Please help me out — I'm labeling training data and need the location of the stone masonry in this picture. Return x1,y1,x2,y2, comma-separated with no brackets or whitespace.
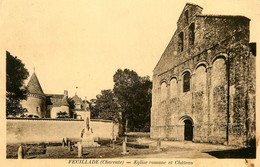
151,3,256,147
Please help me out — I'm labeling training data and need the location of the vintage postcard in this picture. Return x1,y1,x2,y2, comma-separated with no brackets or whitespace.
0,0,259,166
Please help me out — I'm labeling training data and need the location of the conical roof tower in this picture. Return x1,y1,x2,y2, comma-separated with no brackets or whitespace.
22,72,46,118
27,72,45,95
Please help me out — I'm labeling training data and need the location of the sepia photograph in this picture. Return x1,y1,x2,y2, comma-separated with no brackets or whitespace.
0,0,259,166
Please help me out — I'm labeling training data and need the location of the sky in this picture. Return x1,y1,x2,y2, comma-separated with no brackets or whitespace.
0,0,259,100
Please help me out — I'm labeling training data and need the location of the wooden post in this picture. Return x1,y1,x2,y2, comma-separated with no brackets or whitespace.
78,142,83,157
68,140,71,151
122,141,127,154
112,140,115,150
43,144,47,154
157,138,161,151
62,138,65,147
125,119,128,135
65,137,68,146
18,145,24,159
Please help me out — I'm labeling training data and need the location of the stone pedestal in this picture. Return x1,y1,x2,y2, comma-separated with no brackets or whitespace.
76,129,100,148
75,117,100,148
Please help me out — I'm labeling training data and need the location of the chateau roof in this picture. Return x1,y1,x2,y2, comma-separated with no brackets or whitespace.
71,94,83,104
71,94,90,110
27,72,45,95
61,96,69,106
46,94,69,106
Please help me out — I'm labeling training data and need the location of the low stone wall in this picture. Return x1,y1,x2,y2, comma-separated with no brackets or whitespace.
6,118,119,144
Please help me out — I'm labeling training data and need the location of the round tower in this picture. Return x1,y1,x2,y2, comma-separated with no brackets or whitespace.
22,72,46,118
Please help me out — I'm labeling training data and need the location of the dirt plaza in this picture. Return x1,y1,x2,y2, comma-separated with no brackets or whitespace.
6,133,255,159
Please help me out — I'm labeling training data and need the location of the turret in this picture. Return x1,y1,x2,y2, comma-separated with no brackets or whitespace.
22,72,46,117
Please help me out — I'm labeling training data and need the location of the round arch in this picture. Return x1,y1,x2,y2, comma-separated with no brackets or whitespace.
211,53,228,65
194,61,209,72
178,115,194,141
178,115,194,125
180,69,192,93
160,79,168,86
179,68,193,80
169,74,178,82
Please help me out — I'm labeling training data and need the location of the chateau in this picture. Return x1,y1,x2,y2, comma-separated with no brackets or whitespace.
8,72,119,144
151,3,256,147
22,72,90,119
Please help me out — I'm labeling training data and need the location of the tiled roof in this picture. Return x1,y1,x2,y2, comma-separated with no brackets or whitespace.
46,94,69,106
197,14,250,20
71,94,83,104
27,73,45,95
61,96,69,106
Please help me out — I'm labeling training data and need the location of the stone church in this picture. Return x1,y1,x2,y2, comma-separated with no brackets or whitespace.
22,72,90,119
151,3,256,147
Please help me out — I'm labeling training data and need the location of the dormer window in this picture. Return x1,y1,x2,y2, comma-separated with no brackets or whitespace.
185,10,189,24
189,23,195,45
178,32,184,52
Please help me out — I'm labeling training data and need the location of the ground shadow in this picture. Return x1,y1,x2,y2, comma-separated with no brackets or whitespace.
205,147,256,158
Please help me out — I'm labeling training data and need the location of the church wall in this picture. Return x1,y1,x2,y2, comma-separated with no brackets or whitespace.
151,4,255,147
6,118,119,144
193,65,208,143
208,57,227,144
247,52,256,146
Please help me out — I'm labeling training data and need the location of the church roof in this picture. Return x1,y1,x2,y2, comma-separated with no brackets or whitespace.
27,72,45,95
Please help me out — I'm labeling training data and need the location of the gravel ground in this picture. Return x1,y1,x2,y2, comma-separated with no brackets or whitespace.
6,135,255,159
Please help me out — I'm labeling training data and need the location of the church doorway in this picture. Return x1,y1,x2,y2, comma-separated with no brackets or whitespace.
184,119,193,141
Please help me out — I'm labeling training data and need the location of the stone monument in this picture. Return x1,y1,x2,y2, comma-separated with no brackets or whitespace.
76,117,100,148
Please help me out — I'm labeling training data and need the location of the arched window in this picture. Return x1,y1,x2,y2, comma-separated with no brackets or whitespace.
212,58,226,86
195,65,206,92
160,82,167,101
183,72,191,92
170,78,177,98
189,23,195,45
178,32,184,52
185,10,189,25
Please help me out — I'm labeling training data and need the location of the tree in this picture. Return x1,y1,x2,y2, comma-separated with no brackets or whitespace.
6,51,29,116
89,89,122,123
113,69,152,132
67,97,76,118
132,76,152,131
